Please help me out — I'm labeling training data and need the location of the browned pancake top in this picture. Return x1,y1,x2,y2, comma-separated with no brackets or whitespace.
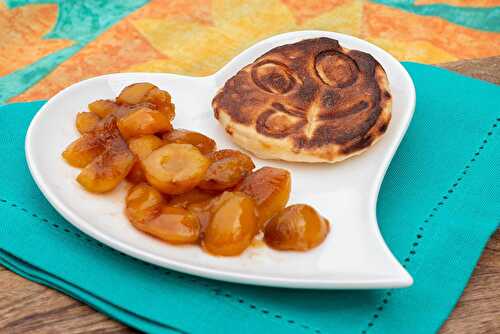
213,38,391,154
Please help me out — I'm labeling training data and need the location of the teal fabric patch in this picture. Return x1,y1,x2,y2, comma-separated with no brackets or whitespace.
373,0,500,32
0,63,498,334
0,0,148,104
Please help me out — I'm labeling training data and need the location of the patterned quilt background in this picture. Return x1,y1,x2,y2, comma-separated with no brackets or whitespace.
1,0,499,104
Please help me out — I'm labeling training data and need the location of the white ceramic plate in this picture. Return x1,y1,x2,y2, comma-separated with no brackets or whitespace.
26,31,415,289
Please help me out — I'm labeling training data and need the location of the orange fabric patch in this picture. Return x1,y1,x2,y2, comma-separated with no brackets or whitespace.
11,0,215,102
128,0,212,24
11,20,167,102
363,2,500,61
0,4,72,77
281,0,349,24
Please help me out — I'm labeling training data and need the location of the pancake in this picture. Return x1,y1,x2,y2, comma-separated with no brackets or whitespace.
212,37,392,163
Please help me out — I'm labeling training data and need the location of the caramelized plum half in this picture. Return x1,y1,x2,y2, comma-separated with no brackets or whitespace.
198,149,255,191
126,135,164,183
77,133,136,193
88,99,119,118
117,106,172,139
126,183,164,224
264,204,330,251
116,83,156,105
128,135,164,159
133,206,200,244
202,192,257,256
236,167,291,227
62,133,104,168
62,116,119,168
169,188,217,208
76,112,100,134
116,83,174,120
143,143,210,194
163,129,216,155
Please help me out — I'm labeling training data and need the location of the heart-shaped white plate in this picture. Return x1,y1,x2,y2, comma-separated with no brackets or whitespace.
26,31,415,289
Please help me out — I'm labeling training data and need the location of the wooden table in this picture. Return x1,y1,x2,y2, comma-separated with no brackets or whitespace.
1,58,499,333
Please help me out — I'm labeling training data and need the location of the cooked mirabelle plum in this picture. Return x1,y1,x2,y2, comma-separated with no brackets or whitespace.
202,192,257,256
186,200,214,232
169,188,217,208
62,133,104,168
117,105,172,139
235,167,291,228
128,135,164,159
116,83,156,105
116,83,175,119
144,86,171,105
133,206,200,244
264,204,329,251
88,99,119,118
145,88,175,121
198,150,255,191
76,112,100,134
126,135,165,183
163,129,216,155
77,135,136,193
143,143,210,194
126,183,164,224
62,116,120,168
127,164,146,184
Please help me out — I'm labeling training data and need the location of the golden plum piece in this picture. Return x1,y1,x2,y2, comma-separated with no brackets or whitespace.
117,82,175,121
62,116,121,168
235,167,291,228
198,149,255,191
126,135,164,183
88,99,119,118
145,86,172,106
145,88,175,121
126,183,164,225
264,204,330,251
62,133,104,168
127,164,147,184
143,143,210,194
76,112,100,134
186,199,213,233
117,106,172,139
202,192,257,256
134,206,200,244
169,188,217,208
159,101,175,122
116,83,156,105
163,129,216,155
128,135,164,159
77,135,136,193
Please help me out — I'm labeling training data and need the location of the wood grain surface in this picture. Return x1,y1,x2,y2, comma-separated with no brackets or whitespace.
0,57,499,334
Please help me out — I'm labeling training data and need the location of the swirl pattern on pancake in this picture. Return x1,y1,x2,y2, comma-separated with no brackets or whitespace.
212,38,392,163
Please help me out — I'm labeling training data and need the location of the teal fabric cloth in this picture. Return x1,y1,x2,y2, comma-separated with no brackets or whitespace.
0,62,498,334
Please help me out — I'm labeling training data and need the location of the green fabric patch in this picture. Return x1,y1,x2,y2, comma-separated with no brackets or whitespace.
373,0,500,32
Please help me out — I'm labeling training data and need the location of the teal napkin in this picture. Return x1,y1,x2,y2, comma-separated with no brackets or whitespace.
0,63,498,334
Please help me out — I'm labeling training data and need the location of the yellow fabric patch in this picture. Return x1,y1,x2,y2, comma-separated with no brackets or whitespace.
128,0,363,75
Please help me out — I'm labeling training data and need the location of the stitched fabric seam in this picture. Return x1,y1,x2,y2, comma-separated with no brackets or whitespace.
2,117,496,334
360,116,499,333
0,199,320,333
